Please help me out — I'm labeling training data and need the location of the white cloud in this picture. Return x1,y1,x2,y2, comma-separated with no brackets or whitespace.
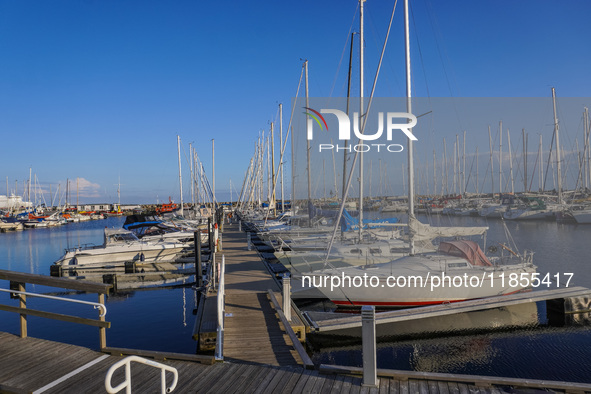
68,178,101,198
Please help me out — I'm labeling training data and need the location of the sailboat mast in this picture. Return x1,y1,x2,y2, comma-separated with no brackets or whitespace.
539,134,543,191
343,32,356,200
28,167,31,208
280,103,285,213
476,146,479,194
552,87,563,204
433,150,436,196
177,135,184,216
212,138,216,208
271,122,276,215
291,125,295,211
586,107,590,189
358,0,365,239
507,129,514,194
462,130,466,195
523,129,528,192
443,138,448,195
305,61,311,206
499,121,502,196
454,134,462,195
404,0,415,254
489,126,493,195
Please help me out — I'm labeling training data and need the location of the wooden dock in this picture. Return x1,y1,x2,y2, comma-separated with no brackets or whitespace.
2,331,591,393
220,223,302,366
8,331,589,393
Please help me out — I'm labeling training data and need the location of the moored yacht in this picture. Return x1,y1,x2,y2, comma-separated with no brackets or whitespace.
54,228,188,267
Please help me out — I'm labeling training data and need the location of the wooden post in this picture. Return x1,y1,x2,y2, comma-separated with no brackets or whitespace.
194,231,203,290
18,283,27,338
361,305,379,388
282,274,291,322
99,293,106,349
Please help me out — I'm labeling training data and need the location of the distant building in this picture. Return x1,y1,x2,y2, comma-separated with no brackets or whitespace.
75,204,112,212
75,203,142,212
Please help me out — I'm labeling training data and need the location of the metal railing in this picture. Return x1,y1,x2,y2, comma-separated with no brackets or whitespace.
0,288,107,317
0,269,112,349
104,355,178,394
215,255,225,361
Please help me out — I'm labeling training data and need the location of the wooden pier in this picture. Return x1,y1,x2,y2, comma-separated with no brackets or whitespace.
203,223,304,366
2,331,591,393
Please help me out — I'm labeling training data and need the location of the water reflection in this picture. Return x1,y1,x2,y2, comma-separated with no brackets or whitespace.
310,302,591,383
0,218,199,354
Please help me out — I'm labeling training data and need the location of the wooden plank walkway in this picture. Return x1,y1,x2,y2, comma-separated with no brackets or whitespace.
0,331,542,393
220,223,302,366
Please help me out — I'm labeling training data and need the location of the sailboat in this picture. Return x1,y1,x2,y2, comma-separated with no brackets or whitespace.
301,0,537,307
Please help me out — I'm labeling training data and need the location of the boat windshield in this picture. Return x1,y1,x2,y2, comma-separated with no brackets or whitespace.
109,233,138,242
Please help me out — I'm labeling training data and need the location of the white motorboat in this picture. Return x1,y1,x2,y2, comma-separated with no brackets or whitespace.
54,228,188,267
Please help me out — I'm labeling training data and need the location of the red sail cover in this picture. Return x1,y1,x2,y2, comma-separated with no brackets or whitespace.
437,240,493,267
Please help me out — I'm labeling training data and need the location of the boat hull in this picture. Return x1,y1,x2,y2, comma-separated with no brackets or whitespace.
56,245,185,266
303,264,537,307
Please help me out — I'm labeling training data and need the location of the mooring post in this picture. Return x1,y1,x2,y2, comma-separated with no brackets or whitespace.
17,283,27,338
361,305,379,388
282,274,291,322
194,231,203,290
238,219,241,232
99,292,107,349
247,231,252,251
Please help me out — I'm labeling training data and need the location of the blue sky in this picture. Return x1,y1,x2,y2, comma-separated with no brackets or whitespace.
1,0,590,204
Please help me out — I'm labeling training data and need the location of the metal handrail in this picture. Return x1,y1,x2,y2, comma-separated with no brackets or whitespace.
0,288,107,317
215,255,225,361
104,355,178,394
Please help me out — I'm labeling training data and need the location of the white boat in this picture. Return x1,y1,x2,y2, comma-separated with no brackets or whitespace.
54,228,187,267
503,197,555,220
0,220,23,231
301,236,536,307
479,195,516,218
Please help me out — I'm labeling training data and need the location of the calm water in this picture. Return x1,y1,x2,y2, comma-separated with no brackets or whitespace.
0,217,198,354
1,215,591,383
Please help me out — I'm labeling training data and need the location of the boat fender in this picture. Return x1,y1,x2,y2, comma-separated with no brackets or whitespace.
140,253,145,262
487,245,498,254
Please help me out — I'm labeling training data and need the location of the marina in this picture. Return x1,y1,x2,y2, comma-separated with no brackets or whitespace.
2,215,591,392
2,0,591,392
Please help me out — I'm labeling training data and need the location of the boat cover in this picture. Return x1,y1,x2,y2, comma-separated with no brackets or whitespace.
409,216,488,248
437,240,493,266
